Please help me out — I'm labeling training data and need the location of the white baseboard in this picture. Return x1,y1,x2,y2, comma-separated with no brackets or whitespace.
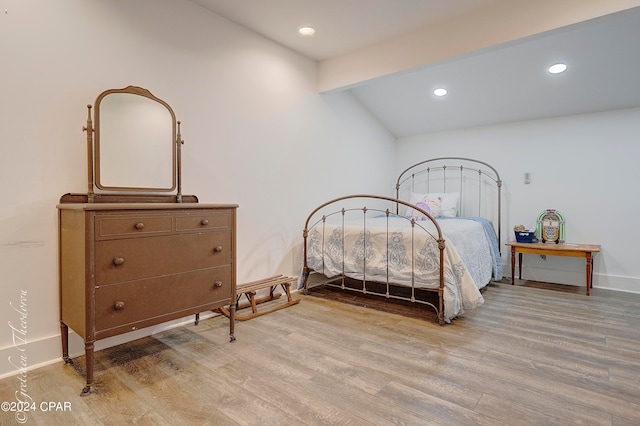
0,311,219,380
591,273,640,294
0,333,63,380
504,265,640,294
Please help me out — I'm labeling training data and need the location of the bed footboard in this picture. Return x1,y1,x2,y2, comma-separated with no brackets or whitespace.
302,194,446,325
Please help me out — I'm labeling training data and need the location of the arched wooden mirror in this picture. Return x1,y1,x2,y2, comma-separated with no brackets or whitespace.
83,85,186,202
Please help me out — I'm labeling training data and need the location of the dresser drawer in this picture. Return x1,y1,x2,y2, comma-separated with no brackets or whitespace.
175,210,232,232
95,231,232,285
96,214,173,240
95,266,232,333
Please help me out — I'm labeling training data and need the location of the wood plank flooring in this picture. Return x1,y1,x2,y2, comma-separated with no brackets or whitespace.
2,280,640,425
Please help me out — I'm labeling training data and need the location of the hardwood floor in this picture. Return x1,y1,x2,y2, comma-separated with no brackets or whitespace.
2,280,640,425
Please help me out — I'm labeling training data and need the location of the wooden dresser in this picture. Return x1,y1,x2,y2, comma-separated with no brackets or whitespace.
60,86,238,395
58,202,237,395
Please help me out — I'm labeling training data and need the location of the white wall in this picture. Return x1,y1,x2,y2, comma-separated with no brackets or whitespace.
396,107,640,293
0,0,395,378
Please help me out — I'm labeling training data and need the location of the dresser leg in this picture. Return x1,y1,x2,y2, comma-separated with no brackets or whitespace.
81,341,95,396
229,303,236,342
60,322,72,364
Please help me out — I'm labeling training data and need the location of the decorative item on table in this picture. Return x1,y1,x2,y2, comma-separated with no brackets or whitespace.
514,225,536,243
536,209,565,244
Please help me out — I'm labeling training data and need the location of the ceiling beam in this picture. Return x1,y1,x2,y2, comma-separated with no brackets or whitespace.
317,0,640,92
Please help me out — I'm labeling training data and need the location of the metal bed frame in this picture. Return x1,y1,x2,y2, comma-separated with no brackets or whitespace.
302,157,502,325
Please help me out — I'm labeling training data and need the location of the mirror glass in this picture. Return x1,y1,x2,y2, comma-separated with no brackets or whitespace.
94,87,176,191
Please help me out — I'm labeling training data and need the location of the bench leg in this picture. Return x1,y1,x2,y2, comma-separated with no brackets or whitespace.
248,291,259,314
282,283,294,302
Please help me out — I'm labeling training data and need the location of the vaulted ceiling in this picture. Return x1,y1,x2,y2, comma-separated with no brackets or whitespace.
191,1,640,137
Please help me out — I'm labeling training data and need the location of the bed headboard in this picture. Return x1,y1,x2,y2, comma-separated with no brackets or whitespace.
395,157,502,245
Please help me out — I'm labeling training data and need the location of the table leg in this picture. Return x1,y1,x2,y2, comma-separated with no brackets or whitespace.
510,248,516,285
586,252,593,296
518,253,523,280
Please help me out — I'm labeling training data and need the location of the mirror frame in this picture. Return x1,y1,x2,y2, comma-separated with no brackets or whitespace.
86,86,183,199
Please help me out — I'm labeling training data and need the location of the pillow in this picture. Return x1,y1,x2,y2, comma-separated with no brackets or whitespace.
410,196,442,220
412,201,430,220
405,192,459,217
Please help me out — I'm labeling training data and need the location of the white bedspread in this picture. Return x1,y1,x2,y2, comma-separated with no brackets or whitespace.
435,218,495,289
306,216,487,322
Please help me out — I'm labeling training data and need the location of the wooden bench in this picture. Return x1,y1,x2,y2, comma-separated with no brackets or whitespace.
217,275,300,321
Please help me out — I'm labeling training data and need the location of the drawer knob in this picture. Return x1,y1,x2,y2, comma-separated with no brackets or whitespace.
201,219,210,226
114,301,125,310
135,222,145,230
214,246,223,253
214,281,223,288
113,257,125,266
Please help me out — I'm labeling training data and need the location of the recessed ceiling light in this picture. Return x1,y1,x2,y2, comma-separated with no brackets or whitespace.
548,63,567,74
298,26,316,36
433,88,448,97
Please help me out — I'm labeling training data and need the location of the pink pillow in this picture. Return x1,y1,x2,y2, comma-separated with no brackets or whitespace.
423,197,442,218
412,197,442,220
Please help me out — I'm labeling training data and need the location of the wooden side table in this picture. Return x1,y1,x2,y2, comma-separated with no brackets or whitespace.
505,241,601,295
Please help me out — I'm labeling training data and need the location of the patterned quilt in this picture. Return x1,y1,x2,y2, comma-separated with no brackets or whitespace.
306,216,492,322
